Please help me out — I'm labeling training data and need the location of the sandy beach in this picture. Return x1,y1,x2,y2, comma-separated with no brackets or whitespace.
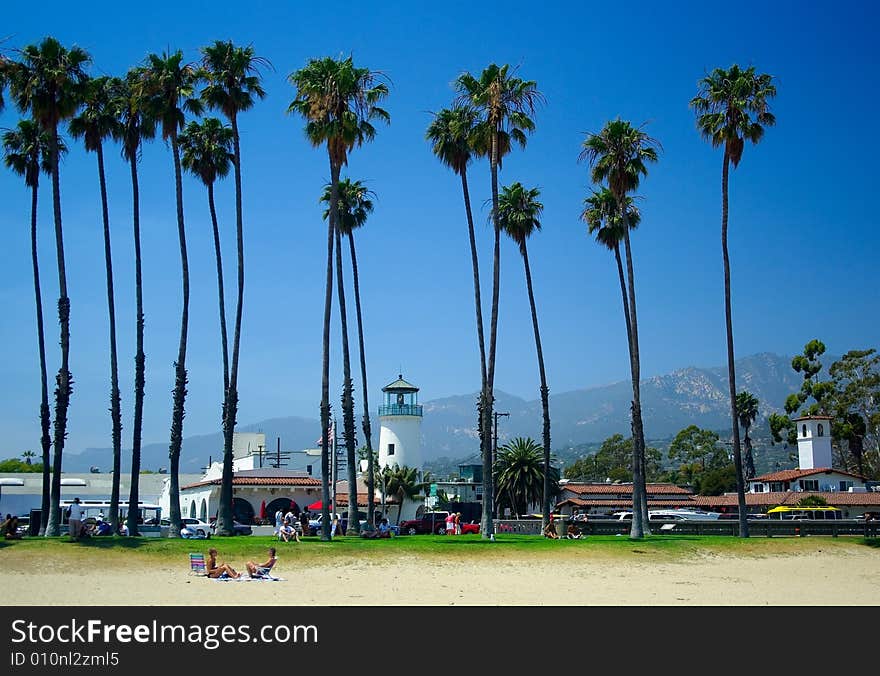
4,540,879,606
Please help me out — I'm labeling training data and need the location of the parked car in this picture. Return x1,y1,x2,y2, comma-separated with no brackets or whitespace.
161,517,213,537
399,512,450,535
209,519,253,536
307,512,340,536
459,521,480,534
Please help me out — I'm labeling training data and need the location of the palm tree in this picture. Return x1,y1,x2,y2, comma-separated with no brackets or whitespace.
21,450,37,465
494,437,558,518
2,119,58,533
381,464,427,525
580,119,660,539
199,41,268,537
454,64,542,538
582,187,641,365
178,117,234,488
287,56,389,540
69,75,124,533
139,50,203,536
497,182,552,529
321,178,377,532
582,188,643,498
426,105,487,434
736,391,760,479
691,64,776,538
113,69,156,537
6,37,91,535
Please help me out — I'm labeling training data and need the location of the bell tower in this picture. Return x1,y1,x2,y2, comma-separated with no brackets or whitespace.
794,415,833,470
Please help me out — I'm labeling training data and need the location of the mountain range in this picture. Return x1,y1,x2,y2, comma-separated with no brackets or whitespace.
65,351,811,473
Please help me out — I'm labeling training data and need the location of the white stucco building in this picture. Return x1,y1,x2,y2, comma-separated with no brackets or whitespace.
160,432,322,523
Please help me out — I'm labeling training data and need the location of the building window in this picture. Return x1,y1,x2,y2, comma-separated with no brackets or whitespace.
753,483,765,493
387,443,395,456
802,424,807,437
839,481,853,491
817,423,824,437
799,479,819,491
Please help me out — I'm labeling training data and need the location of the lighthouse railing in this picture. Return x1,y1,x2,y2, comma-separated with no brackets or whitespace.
378,404,423,417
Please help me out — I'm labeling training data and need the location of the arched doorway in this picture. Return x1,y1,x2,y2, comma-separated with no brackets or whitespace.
199,499,207,521
232,497,255,524
189,501,196,518
266,497,298,521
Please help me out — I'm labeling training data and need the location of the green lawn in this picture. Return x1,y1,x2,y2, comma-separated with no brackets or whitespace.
3,532,877,568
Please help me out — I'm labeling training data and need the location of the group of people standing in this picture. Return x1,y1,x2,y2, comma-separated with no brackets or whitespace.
445,512,463,535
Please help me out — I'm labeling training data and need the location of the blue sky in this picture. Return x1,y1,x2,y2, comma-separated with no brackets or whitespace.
1,1,878,457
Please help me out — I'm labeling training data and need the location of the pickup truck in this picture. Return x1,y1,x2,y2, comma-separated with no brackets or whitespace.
399,512,450,535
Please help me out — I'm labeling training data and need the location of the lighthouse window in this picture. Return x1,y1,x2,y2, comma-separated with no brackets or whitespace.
387,443,395,456
396,393,405,406
802,424,807,438
817,424,824,437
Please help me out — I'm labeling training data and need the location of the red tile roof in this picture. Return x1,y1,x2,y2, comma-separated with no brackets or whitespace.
752,467,865,482
556,498,697,509
560,482,692,495
335,493,378,507
560,489,880,511
692,491,880,508
182,476,321,490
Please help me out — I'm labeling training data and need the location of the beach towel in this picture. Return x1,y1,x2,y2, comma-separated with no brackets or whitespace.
211,573,285,582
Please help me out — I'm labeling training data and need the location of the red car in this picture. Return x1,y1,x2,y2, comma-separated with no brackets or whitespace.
459,521,480,535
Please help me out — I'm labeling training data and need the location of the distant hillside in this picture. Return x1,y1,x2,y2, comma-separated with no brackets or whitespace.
421,352,811,459
65,352,815,472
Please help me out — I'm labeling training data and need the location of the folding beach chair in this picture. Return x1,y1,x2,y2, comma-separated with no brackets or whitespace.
189,552,207,576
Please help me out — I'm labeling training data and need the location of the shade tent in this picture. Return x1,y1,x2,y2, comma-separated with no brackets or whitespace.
307,500,323,511
259,500,267,520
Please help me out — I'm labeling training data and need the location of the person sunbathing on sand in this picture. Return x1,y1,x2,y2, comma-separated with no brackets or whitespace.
207,548,240,579
245,547,278,577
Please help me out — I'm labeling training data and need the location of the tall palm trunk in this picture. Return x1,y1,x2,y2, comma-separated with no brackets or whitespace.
613,243,647,527
207,182,230,394
461,168,489,528
219,114,244,536
520,243,551,525
721,150,749,537
335,226,359,534
480,130,500,539
621,222,647,539
127,155,145,537
30,177,52,535
460,169,487,389
347,232,374,525
212,176,233,536
167,134,190,536
96,142,123,532
743,422,755,479
46,123,72,537
319,160,340,541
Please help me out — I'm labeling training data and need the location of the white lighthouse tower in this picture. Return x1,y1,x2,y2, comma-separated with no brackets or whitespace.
793,415,833,470
377,374,423,471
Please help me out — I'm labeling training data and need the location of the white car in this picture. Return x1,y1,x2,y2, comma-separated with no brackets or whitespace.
161,517,211,538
